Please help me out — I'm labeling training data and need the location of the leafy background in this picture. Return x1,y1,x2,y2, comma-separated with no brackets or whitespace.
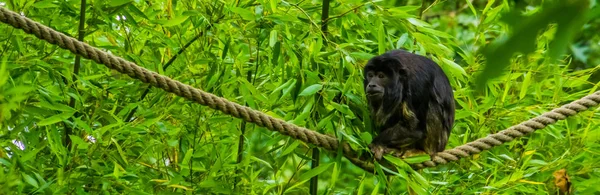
0,0,599,194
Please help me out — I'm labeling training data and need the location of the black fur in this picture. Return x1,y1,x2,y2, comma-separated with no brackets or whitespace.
364,50,455,157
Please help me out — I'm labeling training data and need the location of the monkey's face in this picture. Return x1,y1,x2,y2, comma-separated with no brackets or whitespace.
365,70,390,99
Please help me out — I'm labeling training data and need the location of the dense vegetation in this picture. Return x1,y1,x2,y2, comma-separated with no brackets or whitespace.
1,0,599,194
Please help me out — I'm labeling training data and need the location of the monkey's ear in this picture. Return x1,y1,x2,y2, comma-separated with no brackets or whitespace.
397,63,408,77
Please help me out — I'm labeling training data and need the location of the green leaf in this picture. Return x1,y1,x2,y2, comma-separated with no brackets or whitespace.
69,135,89,149
298,84,322,97
377,21,385,54
383,155,412,172
269,30,278,47
465,0,478,16
22,173,39,188
406,18,431,27
330,102,355,118
231,7,256,21
281,140,300,156
359,132,372,143
163,16,190,27
298,162,333,181
181,149,194,165
0,56,8,87
32,0,59,8
439,57,466,76
477,0,589,89
350,52,376,60
396,33,409,49
519,72,532,99
108,0,132,7
269,0,278,12
403,154,431,164
37,111,75,126
111,138,129,166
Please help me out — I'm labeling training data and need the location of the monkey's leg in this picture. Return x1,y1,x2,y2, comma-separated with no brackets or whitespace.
373,125,423,148
370,125,423,159
423,101,450,155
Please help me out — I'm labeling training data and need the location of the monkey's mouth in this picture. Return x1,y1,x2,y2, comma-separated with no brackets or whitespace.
366,92,383,97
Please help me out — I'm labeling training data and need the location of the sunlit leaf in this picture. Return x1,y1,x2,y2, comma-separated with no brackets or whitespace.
108,0,132,7
231,7,256,21
32,0,59,8
37,111,75,126
298,162,333,181
162,16,190,27
299,84,323,97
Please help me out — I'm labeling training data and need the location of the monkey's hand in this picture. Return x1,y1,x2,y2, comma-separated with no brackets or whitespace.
369,143,385,160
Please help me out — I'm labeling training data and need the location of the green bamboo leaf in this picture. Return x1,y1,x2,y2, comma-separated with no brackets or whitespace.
269,30,278,47
270,0,278,12
330,102,355,118
113,162,122,178
69,135,89,149
477,0,588,89
281,79,297,99
482,0,496,15
377,21,385,54
280,140,300,156
383,155,412,171
298,84,322,97
32,0,59,8
406,18,431,27
440,57,466,76
403,154,431,164
181,149,194,165
231,7,256,21
350,52,376,60
250,156,272,169
163,16,190,27
519,72,532,99
0,56,7,87
465,0,478,16
108,0,132,7
22,173,39,188
127,4,149,19
298,162,333,181
37,111,75,126
396,33,409,49
111,138,129,166
501,78,512,102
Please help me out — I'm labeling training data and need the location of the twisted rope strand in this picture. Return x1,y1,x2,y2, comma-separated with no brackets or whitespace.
412,92,600,169
0,7,341,152
1,7,598,173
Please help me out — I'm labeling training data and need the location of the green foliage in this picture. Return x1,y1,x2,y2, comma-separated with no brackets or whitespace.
0,0,599,194
477,0,589,89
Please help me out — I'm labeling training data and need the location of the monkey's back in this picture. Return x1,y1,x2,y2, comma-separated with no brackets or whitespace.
388,49,456,152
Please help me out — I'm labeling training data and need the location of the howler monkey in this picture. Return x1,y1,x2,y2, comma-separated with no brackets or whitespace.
363,50,455,160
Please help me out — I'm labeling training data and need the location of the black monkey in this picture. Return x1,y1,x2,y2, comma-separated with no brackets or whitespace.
363,50,455,160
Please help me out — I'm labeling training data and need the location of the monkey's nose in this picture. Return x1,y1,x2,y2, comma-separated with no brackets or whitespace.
368,84,376,88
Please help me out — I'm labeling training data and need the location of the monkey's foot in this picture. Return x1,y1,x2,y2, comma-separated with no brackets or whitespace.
368,144,385,160
401,149,426,158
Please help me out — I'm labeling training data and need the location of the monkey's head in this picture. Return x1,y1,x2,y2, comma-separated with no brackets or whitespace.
363,53,407,106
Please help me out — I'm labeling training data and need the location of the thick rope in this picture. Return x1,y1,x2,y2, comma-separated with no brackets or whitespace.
0,6,349,155
411,91,600,169
1,7,599,173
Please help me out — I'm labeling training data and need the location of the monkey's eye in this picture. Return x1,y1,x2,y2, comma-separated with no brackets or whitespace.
367,72,374,78
377,73,385,78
